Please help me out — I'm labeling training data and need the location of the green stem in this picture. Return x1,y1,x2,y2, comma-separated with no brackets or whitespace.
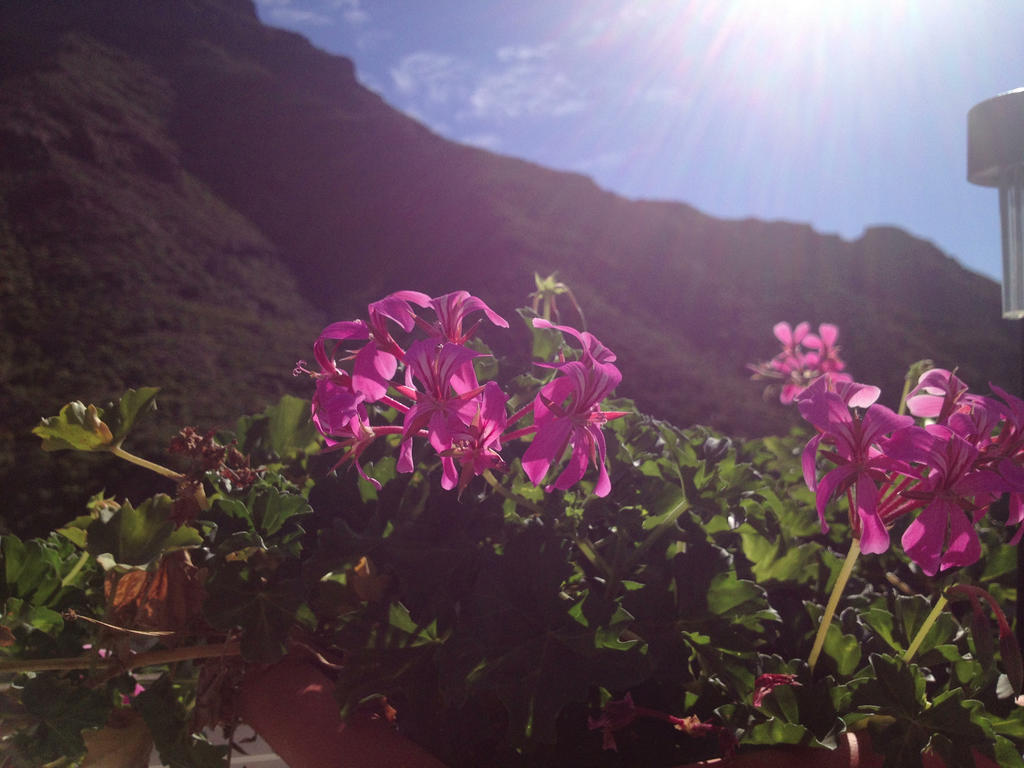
574,534,614,581
481,469,544,515
0,641,241,675
109,445,183,481
897,377,913,417
109,445,208,510
60,551,90,587
809,538,861,672
903,594,948,663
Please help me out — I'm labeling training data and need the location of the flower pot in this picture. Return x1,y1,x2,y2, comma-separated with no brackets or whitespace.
237,657,448,768
675,731,1000,768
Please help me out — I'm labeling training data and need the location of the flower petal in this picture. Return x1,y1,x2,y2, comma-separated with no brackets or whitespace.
901,500,948,576
855,475,889,555
939,505,982,572
522,419,573,487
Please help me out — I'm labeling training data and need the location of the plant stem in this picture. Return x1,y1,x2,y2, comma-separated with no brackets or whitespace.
808,539,861,672
897,377,913,417
109,445,183,481
903,594,948,663
0,641,241,675
502,425,538,442
109,444,209,510
60,551,90,587
481,469,544,514
574,534,614,581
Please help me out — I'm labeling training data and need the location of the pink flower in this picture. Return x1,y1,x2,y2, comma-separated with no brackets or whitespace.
396,340,484,475
531,318,617,366
420,290,508,344
750,322,852,404
752,673,800,707
522,360,623,497
801,323,845,375
588,693,733,755
906,368,972,422
312,291,430,404
798,384,913,554
588,693,640,751
959,385,1024,541
440,381,508,494
884,425,1006,575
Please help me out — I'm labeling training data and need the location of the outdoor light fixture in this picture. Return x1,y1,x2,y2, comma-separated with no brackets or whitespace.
968,88,1024,319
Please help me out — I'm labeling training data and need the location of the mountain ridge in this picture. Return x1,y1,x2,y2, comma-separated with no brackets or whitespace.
1,0,1016,533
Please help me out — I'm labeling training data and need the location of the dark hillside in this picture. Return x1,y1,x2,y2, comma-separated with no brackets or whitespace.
0,0,1016,533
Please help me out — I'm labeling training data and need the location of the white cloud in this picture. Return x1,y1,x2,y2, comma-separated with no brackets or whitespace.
388,44,586,126
495,43,556,63
256,0,368,28
390,52,469,104
329,0,369,25
469,64,586,119
256,0,334,26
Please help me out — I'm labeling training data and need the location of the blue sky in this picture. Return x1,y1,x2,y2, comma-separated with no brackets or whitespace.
254,0,1024,283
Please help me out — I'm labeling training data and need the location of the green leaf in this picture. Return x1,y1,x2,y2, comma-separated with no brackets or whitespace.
110,387,160,443
742,717,816,747
32,401,114,452
516,307,562,361
86,494,182,568
853,654,926,716
3,597,64,635
2,534,77,606
56,515,92,549
861,607,901,652
233,395,319,463
135,676,229,768
203,561,302,662
250,486,311,538
822,622,862,676
737,523,820,585
706,572,779,631
991,708,1024,740
992,736,1024,768
264,394,316,457
919,690,993,768
18,674,111,762
213,485,310,540
436,528,648,746
896,595,956,656
387,601,442,645
979,543,1017,583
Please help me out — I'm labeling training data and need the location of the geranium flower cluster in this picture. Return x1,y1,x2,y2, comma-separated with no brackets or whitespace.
797,363,1024,576
749,321,851,403
296,290,625,497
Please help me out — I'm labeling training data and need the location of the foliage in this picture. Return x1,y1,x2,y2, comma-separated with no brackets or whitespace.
2,290,1024,768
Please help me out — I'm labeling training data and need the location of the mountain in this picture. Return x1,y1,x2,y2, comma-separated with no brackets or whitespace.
1,0,1017,534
